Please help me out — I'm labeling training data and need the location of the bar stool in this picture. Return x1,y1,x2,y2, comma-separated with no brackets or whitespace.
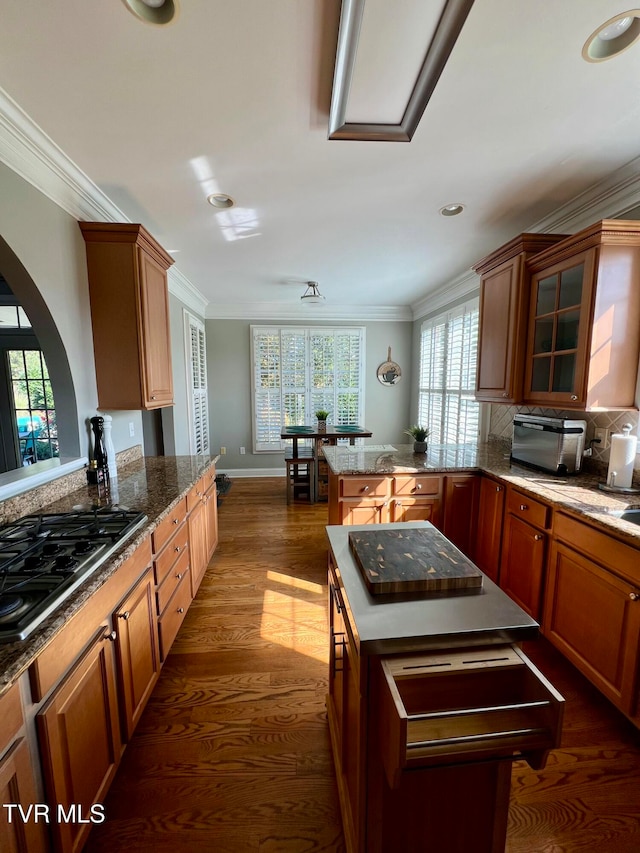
285,447,315,504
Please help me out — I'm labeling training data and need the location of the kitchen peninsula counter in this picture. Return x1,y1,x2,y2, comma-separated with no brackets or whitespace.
0,453,217,696
322,442,640,544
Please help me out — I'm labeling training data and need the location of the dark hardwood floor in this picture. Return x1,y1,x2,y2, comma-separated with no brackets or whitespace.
86,478,640,852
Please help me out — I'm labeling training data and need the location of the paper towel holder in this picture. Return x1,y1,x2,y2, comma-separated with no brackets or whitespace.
598,423,640,494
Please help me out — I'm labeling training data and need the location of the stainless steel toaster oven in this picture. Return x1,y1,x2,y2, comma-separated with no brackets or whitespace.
511,414,587,475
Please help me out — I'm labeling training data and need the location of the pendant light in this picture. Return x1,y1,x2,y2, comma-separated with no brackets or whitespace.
301,282,325,305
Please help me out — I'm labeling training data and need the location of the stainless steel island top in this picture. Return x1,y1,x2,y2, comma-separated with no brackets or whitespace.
326,521,539,656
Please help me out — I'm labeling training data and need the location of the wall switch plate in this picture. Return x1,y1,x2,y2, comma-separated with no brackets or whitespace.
220,446,226,455
240,446,246,455
129,422,135,438
594,427,609,449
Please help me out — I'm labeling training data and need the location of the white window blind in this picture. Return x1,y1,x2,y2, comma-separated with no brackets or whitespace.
418,299,479,444
251,326,365,452
185,312,209,455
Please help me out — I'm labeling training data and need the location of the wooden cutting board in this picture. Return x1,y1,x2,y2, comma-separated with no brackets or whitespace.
348,528,483,595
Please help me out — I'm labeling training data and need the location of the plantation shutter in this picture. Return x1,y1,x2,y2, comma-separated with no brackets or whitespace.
186,313,209,455
252,326,365,452
419,299,479,444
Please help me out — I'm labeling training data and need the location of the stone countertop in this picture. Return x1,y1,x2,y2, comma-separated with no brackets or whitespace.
327,522,539,656
0,454,216,696
322,443,640,546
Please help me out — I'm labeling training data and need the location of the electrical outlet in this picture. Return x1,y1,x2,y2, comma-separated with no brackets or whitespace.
594,427,609,449
240,446,246,455
220,446,226,455
128,422,135,438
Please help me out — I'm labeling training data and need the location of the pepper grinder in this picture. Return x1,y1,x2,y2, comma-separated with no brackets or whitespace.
90,416,110,483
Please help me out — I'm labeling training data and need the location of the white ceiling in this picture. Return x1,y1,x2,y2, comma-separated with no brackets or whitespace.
1,0,640,320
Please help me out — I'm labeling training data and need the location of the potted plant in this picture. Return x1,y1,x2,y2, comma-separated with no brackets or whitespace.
404,425,430,453
315,409,330,431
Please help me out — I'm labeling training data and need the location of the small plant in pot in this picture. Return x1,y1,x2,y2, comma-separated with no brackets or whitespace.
404,425,430,453
315,409,330,430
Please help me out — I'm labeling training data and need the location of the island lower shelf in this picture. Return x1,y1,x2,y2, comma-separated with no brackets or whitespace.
326,521,564,853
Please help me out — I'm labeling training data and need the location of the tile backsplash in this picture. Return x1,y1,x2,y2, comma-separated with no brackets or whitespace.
488,405,639,482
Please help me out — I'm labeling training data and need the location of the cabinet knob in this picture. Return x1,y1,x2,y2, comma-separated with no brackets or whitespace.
502,392,508,398
176,572,183,580
118,611,130,620
362,485,370,493
496,486,502,492
151,395,157,400
630,592,639,601
177,607,185,614
534,534,543,541
174,545,181,553
173,518,180,525
415,483,422,491
570,395,578,401
519,504,528,511
103,630,117,642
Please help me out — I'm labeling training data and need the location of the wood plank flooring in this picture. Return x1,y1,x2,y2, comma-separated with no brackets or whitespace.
86,478,640,853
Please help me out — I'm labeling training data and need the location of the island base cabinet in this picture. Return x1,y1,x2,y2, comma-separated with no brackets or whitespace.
37,628,122,853
0,739,49,853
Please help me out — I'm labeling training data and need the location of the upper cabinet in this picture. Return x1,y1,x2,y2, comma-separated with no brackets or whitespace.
474,233,567,403
80,222,175,410
524,220,640,410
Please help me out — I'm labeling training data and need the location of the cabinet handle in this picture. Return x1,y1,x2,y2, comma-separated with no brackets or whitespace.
331,585,342,614
570,395,578,401
362,485,370,493
496,486,502,492
103,630,117,642
630,592,639,601
332,632,346,674
176,572,184,580
118,611,130,620
519,504,528,511
177,607,185,614
534,534,543,541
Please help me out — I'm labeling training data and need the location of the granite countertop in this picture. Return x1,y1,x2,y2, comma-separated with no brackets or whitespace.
322,443,640,546
327,522,539,656
0,454,216,696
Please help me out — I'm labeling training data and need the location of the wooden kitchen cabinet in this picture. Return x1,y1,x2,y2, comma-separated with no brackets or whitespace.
544,513,640,722
113,566,160,742
188,491,207,598
80,222,175,410
442,474,479,558
474,476,505,583
523,220,640,409
0,681,48,853
499,487,550,621
37,627,122,853
473,233,567,403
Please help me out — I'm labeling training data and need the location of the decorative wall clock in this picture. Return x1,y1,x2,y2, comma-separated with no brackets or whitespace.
377,347,402,385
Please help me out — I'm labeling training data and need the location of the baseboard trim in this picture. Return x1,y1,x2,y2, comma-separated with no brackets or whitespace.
216,468,286,478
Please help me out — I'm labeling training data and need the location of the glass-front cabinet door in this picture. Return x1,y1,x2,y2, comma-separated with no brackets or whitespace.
524,249,595,406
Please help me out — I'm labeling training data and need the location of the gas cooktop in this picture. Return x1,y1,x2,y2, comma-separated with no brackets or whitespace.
0,506,147,643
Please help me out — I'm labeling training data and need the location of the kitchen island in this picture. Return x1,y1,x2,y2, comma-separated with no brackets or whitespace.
327,521,564,853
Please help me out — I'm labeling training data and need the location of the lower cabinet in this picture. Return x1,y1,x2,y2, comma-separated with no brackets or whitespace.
442,474,479,557
544,513,640,722
157,569,192,660
113,566,160,741
499,487,550,621
37,627,122,853
474,476,505,583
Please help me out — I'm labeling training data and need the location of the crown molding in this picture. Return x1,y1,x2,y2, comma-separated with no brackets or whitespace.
411,269,478,320
0,85,209,316
205,302,413,322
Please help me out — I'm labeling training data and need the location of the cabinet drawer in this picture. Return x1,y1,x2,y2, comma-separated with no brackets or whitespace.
157,545,190,614
378,645,563,789
153,524,189,587
341,477,389,498
152,498,187,554
506,489,550,529
0,680,23,750
393,476,441,497
158,570,191,660
554,512,640,585
186,477,206,513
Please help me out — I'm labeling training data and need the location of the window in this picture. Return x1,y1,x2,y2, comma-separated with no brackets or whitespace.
418,299,479,444
8,349,58,464
251,326,365,451
185,312,209,455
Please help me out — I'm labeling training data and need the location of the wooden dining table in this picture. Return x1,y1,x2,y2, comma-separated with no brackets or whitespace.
280,424,373,501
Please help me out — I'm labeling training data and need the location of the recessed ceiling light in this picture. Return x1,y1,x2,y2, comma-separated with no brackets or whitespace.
207,193,235,209
440,203,465,217
121,0,178,26
583,10,640,62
